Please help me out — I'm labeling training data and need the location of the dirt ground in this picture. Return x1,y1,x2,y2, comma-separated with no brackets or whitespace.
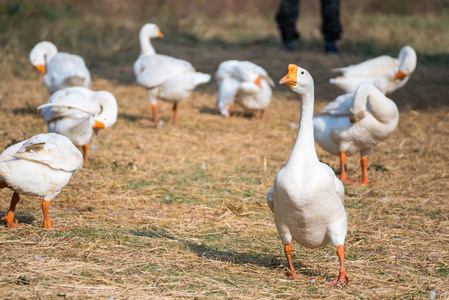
1,18,449,299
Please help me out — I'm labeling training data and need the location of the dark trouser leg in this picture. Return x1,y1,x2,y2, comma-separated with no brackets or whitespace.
321,0,342,42
275,0,301,43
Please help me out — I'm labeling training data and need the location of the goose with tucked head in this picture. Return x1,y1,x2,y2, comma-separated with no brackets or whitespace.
134,23,210,125
215,60,274,119
330,45,417,95
267,64,349,285
313,82,399,184
38,87,118,165
0,133,83,229
30,41,91,94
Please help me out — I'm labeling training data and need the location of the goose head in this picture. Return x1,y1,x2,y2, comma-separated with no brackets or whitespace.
91,91,118,129
29,41,58,74
279,64,314,96
140,23,164,40
394,46,417,80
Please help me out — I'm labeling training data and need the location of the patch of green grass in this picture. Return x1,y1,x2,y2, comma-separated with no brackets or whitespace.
0,0,77,31
369,163,391,174
435,264,448,277
124,180,156,190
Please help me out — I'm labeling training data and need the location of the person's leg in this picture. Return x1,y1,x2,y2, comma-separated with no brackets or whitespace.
275,0,301,50
321,0,342,53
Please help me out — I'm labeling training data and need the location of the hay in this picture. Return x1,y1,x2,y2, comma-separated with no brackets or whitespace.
0,3,448,298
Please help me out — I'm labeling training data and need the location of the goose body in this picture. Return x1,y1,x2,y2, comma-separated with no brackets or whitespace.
268,64,348,284
0,133,82,228
215,60,274,118
330,46,417,95
134,23,211,125
38,87,118,164
313,82,399,184
30,41,91,94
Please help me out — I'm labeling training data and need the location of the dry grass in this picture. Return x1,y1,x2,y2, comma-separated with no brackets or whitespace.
1,1,449,299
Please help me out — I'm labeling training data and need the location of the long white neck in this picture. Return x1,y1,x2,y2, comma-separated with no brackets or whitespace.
398,46,417,74
139,30,155,55
93,92,118,128
38,42,58,65
287,86,319,165
351,83,397,124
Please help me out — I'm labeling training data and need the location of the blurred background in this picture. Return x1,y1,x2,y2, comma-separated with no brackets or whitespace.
1,0,448,106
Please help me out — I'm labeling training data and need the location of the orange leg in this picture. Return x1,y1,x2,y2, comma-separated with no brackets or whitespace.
152,104,158,125
2,192,20,227
82,144,88,165
172,102,178,126
326,245,349,285
41,200,69,230
360,156,369,185
42,200,52,229
339,152,351,183
284,244,298,279
260,109,265,120
228,103,233,117
339,152,357,184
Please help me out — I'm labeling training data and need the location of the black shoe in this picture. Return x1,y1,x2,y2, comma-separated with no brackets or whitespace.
325,41,339,54
281,41,295,51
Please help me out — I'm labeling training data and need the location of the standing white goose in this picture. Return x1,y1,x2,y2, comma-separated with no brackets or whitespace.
134,23,211,125
267,64,348,285
330,46,417,95
215,60,274,119
30,41,91,94
0,133,83,229
313,82,399,184
38,87,118,165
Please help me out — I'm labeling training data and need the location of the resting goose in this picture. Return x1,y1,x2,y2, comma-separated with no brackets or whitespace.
30,41,91,94
215,60,274,119
0,133,83,229
330,46,417,95
267,64,348,285
134,23,211,125
38,87,118,164
313,82,399,184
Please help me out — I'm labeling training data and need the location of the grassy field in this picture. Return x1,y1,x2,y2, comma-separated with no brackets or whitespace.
1,1,449,298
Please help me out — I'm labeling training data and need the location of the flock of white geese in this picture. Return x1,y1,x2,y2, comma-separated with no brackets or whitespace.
1,23,417,284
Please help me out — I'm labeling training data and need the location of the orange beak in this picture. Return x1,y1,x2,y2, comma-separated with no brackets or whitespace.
157,29,164,38
279,64,298,87
34,64,46,74
254,75,262,88
394,70,407,80
92,120,105,129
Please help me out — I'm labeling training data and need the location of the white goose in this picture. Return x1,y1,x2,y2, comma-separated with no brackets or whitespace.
267,64,348,285
313,82,399,184
134,23,211,125
30,41,91,94
330,46,417,95
38,87,118,164
215,60,274,119
0,133,83,229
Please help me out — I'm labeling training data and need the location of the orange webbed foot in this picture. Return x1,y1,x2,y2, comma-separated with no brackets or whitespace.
2,212,17,228
325,270,349,286
42,222,70,230
360,179,369,185
287,271,315,282
340,178,359,185
288,271,298,280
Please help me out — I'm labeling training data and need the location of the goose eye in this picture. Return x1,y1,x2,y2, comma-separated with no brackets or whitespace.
301,71,304,75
